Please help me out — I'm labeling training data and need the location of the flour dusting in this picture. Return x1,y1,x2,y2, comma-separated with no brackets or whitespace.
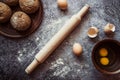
23,48,27,52
17,48,27,62
53,66,70,77
25,19,63,58
50,58,71,77
17,57,22,62
19,53,23,57
35,37,40,42
46,19,62,29
50,58,64,69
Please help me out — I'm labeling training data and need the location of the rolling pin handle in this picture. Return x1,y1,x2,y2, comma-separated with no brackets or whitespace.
25,58,40,74
77,4,90,18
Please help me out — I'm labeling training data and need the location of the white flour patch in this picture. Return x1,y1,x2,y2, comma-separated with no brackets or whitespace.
27,42,30,45
17,54,23,62
77,69,81,72
35,37,40,42
17,57,22,62
84,64,90,68
18,50,22,54
17,50,23,62
53,66,70,77
50,58,64,69
17,48,27,54
23,48,27,52
73,62,80,67
19,53,23,57
50,58,71,78
17,48,27,62
56,58,64,65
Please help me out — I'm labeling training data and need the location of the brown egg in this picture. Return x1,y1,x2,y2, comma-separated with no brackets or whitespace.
57,0,68,10
0,2,12,23
73,43,83,56
19,0,40,14
10,11,31,31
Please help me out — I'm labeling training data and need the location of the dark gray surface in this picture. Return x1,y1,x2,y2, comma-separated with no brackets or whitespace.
0,0,120,80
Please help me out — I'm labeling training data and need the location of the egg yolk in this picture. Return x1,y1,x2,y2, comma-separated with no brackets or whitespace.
100,57,109,66
99,48,108,57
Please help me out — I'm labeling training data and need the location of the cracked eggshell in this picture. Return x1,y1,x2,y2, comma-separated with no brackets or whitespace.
87,26,99,38
104,23,115,34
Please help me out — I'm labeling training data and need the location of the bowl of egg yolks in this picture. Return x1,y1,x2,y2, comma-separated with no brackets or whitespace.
92,39,120,75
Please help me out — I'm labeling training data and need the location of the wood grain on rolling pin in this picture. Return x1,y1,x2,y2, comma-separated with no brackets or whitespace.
25,4,90,74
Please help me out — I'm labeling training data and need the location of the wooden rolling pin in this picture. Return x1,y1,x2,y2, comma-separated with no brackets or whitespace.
25,4,90,74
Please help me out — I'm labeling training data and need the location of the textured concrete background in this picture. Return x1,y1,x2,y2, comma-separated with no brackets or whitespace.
0,0,120,80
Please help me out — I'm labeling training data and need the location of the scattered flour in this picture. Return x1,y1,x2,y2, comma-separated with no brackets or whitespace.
19,53,23,57
50,58,64,69
26,19,63,58
17,57,22,62
46,19,62,29
35,37,40,42
84,64,90,68
17,48,27,54
50,58,71,78
18,50,22,54
77,69,81,72
53,66,70,77
23,48,27,52
17,48,27,62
